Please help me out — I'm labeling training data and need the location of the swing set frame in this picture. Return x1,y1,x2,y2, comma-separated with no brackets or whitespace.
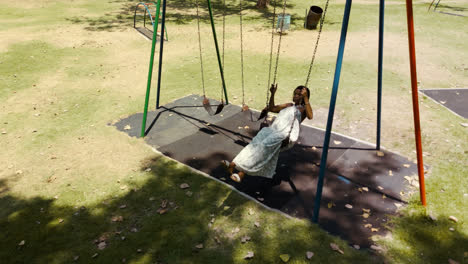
139,0,427,223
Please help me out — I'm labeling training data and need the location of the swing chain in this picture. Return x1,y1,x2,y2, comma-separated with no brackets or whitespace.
304,0,330,87
195,0,206,97
272,0,288,85
265,0,278,109
240,0,245,106
221,0,226,102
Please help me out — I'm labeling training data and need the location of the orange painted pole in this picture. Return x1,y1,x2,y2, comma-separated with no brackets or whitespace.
405,0,426,206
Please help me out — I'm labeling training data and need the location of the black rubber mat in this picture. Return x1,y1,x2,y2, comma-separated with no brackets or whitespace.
420,88,468,118
115,95,420,248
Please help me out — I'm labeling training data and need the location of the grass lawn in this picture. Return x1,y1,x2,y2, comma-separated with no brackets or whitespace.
0,0,467,263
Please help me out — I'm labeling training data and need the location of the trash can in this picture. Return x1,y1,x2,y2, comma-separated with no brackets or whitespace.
306,6,323,29
277,13,291,33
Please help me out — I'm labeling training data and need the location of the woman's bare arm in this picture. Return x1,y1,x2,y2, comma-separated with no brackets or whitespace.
302,96,313,120
268,84,292,113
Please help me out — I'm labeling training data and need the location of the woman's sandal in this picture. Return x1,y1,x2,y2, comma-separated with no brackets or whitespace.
230,173,241,183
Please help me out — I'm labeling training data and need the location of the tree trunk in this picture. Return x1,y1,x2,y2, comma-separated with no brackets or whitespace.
256,0,270,8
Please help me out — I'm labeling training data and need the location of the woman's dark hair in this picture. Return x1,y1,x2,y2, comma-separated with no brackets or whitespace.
294,85,310,105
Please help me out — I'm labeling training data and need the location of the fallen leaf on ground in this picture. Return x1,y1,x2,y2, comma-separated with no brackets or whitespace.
376,151,384,157
18,240,25,246
345,204,353,209
449,227,455,232
279,254,290,262
388,170,393,176
306,251,314,259
353,245,360,250
333,140,342,145
394,203,403,208
91,253,98,258
330,243,344,254
362,187,369,192
371,228,379,232
358,188,363,193
362,213,370,219
362,208,370,213
111,216,123,222
370,245,383,251
254,221,260,227
449,216,458,223
244,251,254,259
257,197,264,201
241,236,251,243
460,123,468,127
180,183,190,189
403,164,411,168
327,202,335,208
382,194,387,199
97,242,106,250
157,208,168,215
364,224,372,228
124,125,131,130
244,126,250,129
58,218,64,223
195,244,203,249
377,186,384,190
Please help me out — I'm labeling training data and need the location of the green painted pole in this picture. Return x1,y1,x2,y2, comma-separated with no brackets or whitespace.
206,0,229,104
140,0,162,138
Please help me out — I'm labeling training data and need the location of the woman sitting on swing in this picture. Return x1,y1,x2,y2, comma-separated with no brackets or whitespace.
222,84,313,182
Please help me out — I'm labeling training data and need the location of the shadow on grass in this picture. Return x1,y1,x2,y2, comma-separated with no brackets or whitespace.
0,154,382,263
0,154,380,263
66,0,337,31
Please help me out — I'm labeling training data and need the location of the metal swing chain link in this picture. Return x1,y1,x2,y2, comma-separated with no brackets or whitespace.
272,0,288,86
304,0,330,87
221,0,226,102
239,0,246,106
265,0,278,108
196,0,206,96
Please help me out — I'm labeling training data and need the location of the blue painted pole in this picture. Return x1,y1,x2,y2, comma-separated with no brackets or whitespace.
312,0,353,223
377,0,385,150
156,0,167,109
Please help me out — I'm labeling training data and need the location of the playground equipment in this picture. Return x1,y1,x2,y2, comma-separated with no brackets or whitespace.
139,0,427,223
133,2,168,41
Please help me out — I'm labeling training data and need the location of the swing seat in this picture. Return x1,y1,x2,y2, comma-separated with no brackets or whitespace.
203,97,224,116
214,102,224,115
258,107,269,120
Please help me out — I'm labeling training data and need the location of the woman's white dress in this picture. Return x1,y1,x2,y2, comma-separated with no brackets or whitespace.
232,105,302,178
